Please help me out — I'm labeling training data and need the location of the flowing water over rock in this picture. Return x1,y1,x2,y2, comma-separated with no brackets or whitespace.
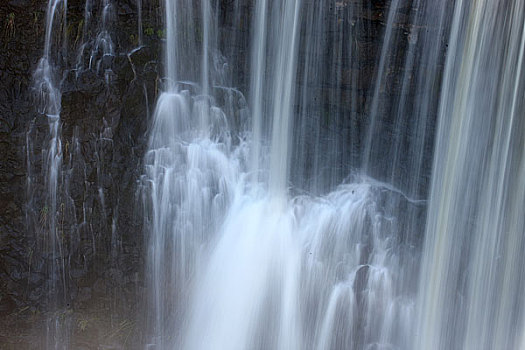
142,0,424,348
31,0,70,347
416,1,525,348
15,0,525,349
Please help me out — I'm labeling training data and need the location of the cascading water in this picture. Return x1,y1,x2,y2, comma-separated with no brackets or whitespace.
415,0,525,349
141,1,243,347
143,0,425,349
74,0,116,80
31,0,69,348
20,0,525,348
89,0,115,82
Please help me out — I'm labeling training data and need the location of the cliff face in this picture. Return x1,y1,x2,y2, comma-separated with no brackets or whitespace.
1,1,161,346
0,0,425,348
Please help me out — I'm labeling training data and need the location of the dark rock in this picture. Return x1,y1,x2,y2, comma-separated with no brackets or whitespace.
77,287,91,302
28,287,43,301
8,0,31,7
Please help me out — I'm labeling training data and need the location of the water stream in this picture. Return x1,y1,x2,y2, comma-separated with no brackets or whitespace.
31,0,69,348
416,1,525,348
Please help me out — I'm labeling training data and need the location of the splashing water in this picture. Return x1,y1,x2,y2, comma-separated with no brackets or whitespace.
142,1,422,349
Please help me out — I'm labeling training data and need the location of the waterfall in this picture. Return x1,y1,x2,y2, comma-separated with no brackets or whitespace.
32,0,69,348
74,0,115,80
248,0,267,181
144,0,422,349
142,1,243,347
416,0,525,349
21,0,525,348
266,0,301,195
88,0,115,82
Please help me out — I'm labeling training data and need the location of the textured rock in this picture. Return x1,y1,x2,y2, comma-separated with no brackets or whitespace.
0,1,159,346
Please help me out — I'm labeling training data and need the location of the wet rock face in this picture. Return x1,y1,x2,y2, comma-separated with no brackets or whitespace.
0,0,161,326
0,0,165,346
0,2,41,318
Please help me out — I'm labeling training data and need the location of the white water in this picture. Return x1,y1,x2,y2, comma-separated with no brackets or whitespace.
89,0,115,82
74,0,115,80
182,182,416,350
415,0,525,349
143,1,418,349
32,0,69,348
